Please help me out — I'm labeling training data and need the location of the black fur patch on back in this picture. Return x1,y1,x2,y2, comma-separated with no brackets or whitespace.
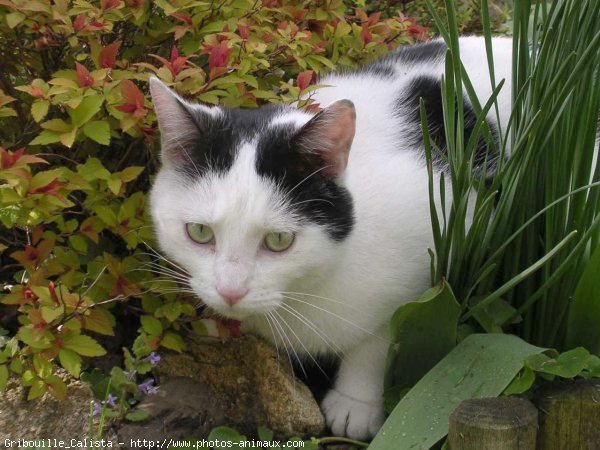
358,40,447,78
255,120,355,241
397,75,498,170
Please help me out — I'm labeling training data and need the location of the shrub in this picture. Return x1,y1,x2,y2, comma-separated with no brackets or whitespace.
0,0,426,399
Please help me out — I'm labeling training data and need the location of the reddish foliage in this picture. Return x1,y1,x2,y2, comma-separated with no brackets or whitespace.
116,79,147,117
149,47,188,78
171,13,192,25
100,0,120,10
296,70,314,90
73,14,86,32
99,40,121,69
75,62,94,88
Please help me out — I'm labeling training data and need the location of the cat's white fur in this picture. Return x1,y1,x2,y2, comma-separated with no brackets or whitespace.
150,37,513,439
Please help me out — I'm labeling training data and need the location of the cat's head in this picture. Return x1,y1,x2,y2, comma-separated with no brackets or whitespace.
149,77,356,320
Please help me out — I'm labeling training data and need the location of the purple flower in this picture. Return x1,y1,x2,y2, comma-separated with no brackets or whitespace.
145,352,161,365
92,401,102,416
138,379,157,395
106,393,118,407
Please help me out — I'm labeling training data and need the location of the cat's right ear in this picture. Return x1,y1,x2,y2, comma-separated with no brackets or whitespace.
149,76,218,167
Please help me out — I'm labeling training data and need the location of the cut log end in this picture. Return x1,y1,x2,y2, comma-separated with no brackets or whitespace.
448,397,538,450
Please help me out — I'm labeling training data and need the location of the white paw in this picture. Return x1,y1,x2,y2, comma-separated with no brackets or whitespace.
321,388,386,440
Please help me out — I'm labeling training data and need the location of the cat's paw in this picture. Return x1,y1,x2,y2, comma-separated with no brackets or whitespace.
321,388,386,440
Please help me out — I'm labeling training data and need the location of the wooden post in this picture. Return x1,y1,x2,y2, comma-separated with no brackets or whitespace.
448,397,538,450
536,379,600,450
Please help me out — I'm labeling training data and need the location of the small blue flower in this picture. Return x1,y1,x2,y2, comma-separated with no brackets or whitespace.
138,379,157,395
106,393,118,407
145,352,161,366
92,401,102,417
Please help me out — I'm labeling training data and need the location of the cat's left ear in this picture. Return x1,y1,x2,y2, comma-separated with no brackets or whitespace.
295,99,356,179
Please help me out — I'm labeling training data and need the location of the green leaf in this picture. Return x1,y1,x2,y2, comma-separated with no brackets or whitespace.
141,315,163,336
125,410,151,422
59,348,82,377
503,367,535,395
62,334,107,357
527,347,591,378
31,100,50,123
384,280,460,412
28,379,46,400
78,158,111,181
0,365,8,392
160,332,185,352
6,11,26,28
68,95,104,127
566,244,600,354
370,334,546,450
257,426,274,441
29,129,62,146
83,121,110,145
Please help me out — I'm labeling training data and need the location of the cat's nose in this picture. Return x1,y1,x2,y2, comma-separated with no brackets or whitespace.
216,285,249,306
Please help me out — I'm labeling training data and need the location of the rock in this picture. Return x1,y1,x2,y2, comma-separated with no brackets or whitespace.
0,371,98,442
119,334,325,441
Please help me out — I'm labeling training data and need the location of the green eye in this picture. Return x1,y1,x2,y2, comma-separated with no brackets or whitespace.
186,223,214,244
264,231,295,252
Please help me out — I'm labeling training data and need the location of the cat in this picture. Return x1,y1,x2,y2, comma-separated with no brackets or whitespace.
148,36,513,440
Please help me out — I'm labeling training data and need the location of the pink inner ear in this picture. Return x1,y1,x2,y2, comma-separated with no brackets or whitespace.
319,100,356,178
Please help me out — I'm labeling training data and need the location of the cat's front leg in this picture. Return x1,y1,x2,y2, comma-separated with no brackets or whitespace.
321,329,388,440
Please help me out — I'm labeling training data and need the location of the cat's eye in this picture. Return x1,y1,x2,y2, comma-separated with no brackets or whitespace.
186,223,214,244
264,231,295,252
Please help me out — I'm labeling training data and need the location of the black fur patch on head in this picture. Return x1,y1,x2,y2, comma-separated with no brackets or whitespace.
175,103,284,178
397,75,498,171
255,119,355,241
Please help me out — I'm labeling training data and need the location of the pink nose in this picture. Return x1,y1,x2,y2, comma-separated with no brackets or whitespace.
216,286,249,306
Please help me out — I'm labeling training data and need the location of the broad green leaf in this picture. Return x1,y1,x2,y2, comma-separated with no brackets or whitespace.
160,332,185,352
29,129,61,146
526,347,590,378
83,121,110,145
31,100,50,123
68,95,104,127
370,334,546,450
78,158,111,181
62,334,106,357
141,315,163,336
27,379,46,400
59,348,82,377
6,11,26,28
384,280,460,412
566,244,600,354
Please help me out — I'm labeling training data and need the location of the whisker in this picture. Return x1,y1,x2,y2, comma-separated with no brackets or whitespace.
274,307,331,379
281,294,390,344
267,311,296,380
271,309,308,379
279,302,344,359
280,290,373,315
264,315,281,371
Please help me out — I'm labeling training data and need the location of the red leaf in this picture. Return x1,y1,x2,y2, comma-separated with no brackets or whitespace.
0,147,47,169
296,70,314,90
361,23,373,44
117,79,147,117
171,12,192,25
73,14,86,32
100,0,120,10
207,42,231,70
99,40,121,69
237,23,250,40
262,0,278,6
125,0,144,7
75,62,94,88
49,281,59,306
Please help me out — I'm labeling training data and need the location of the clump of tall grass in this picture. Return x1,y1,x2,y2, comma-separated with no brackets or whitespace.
426,0,600,349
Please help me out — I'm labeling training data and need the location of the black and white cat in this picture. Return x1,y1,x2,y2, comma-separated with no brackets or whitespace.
149,36,512,440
